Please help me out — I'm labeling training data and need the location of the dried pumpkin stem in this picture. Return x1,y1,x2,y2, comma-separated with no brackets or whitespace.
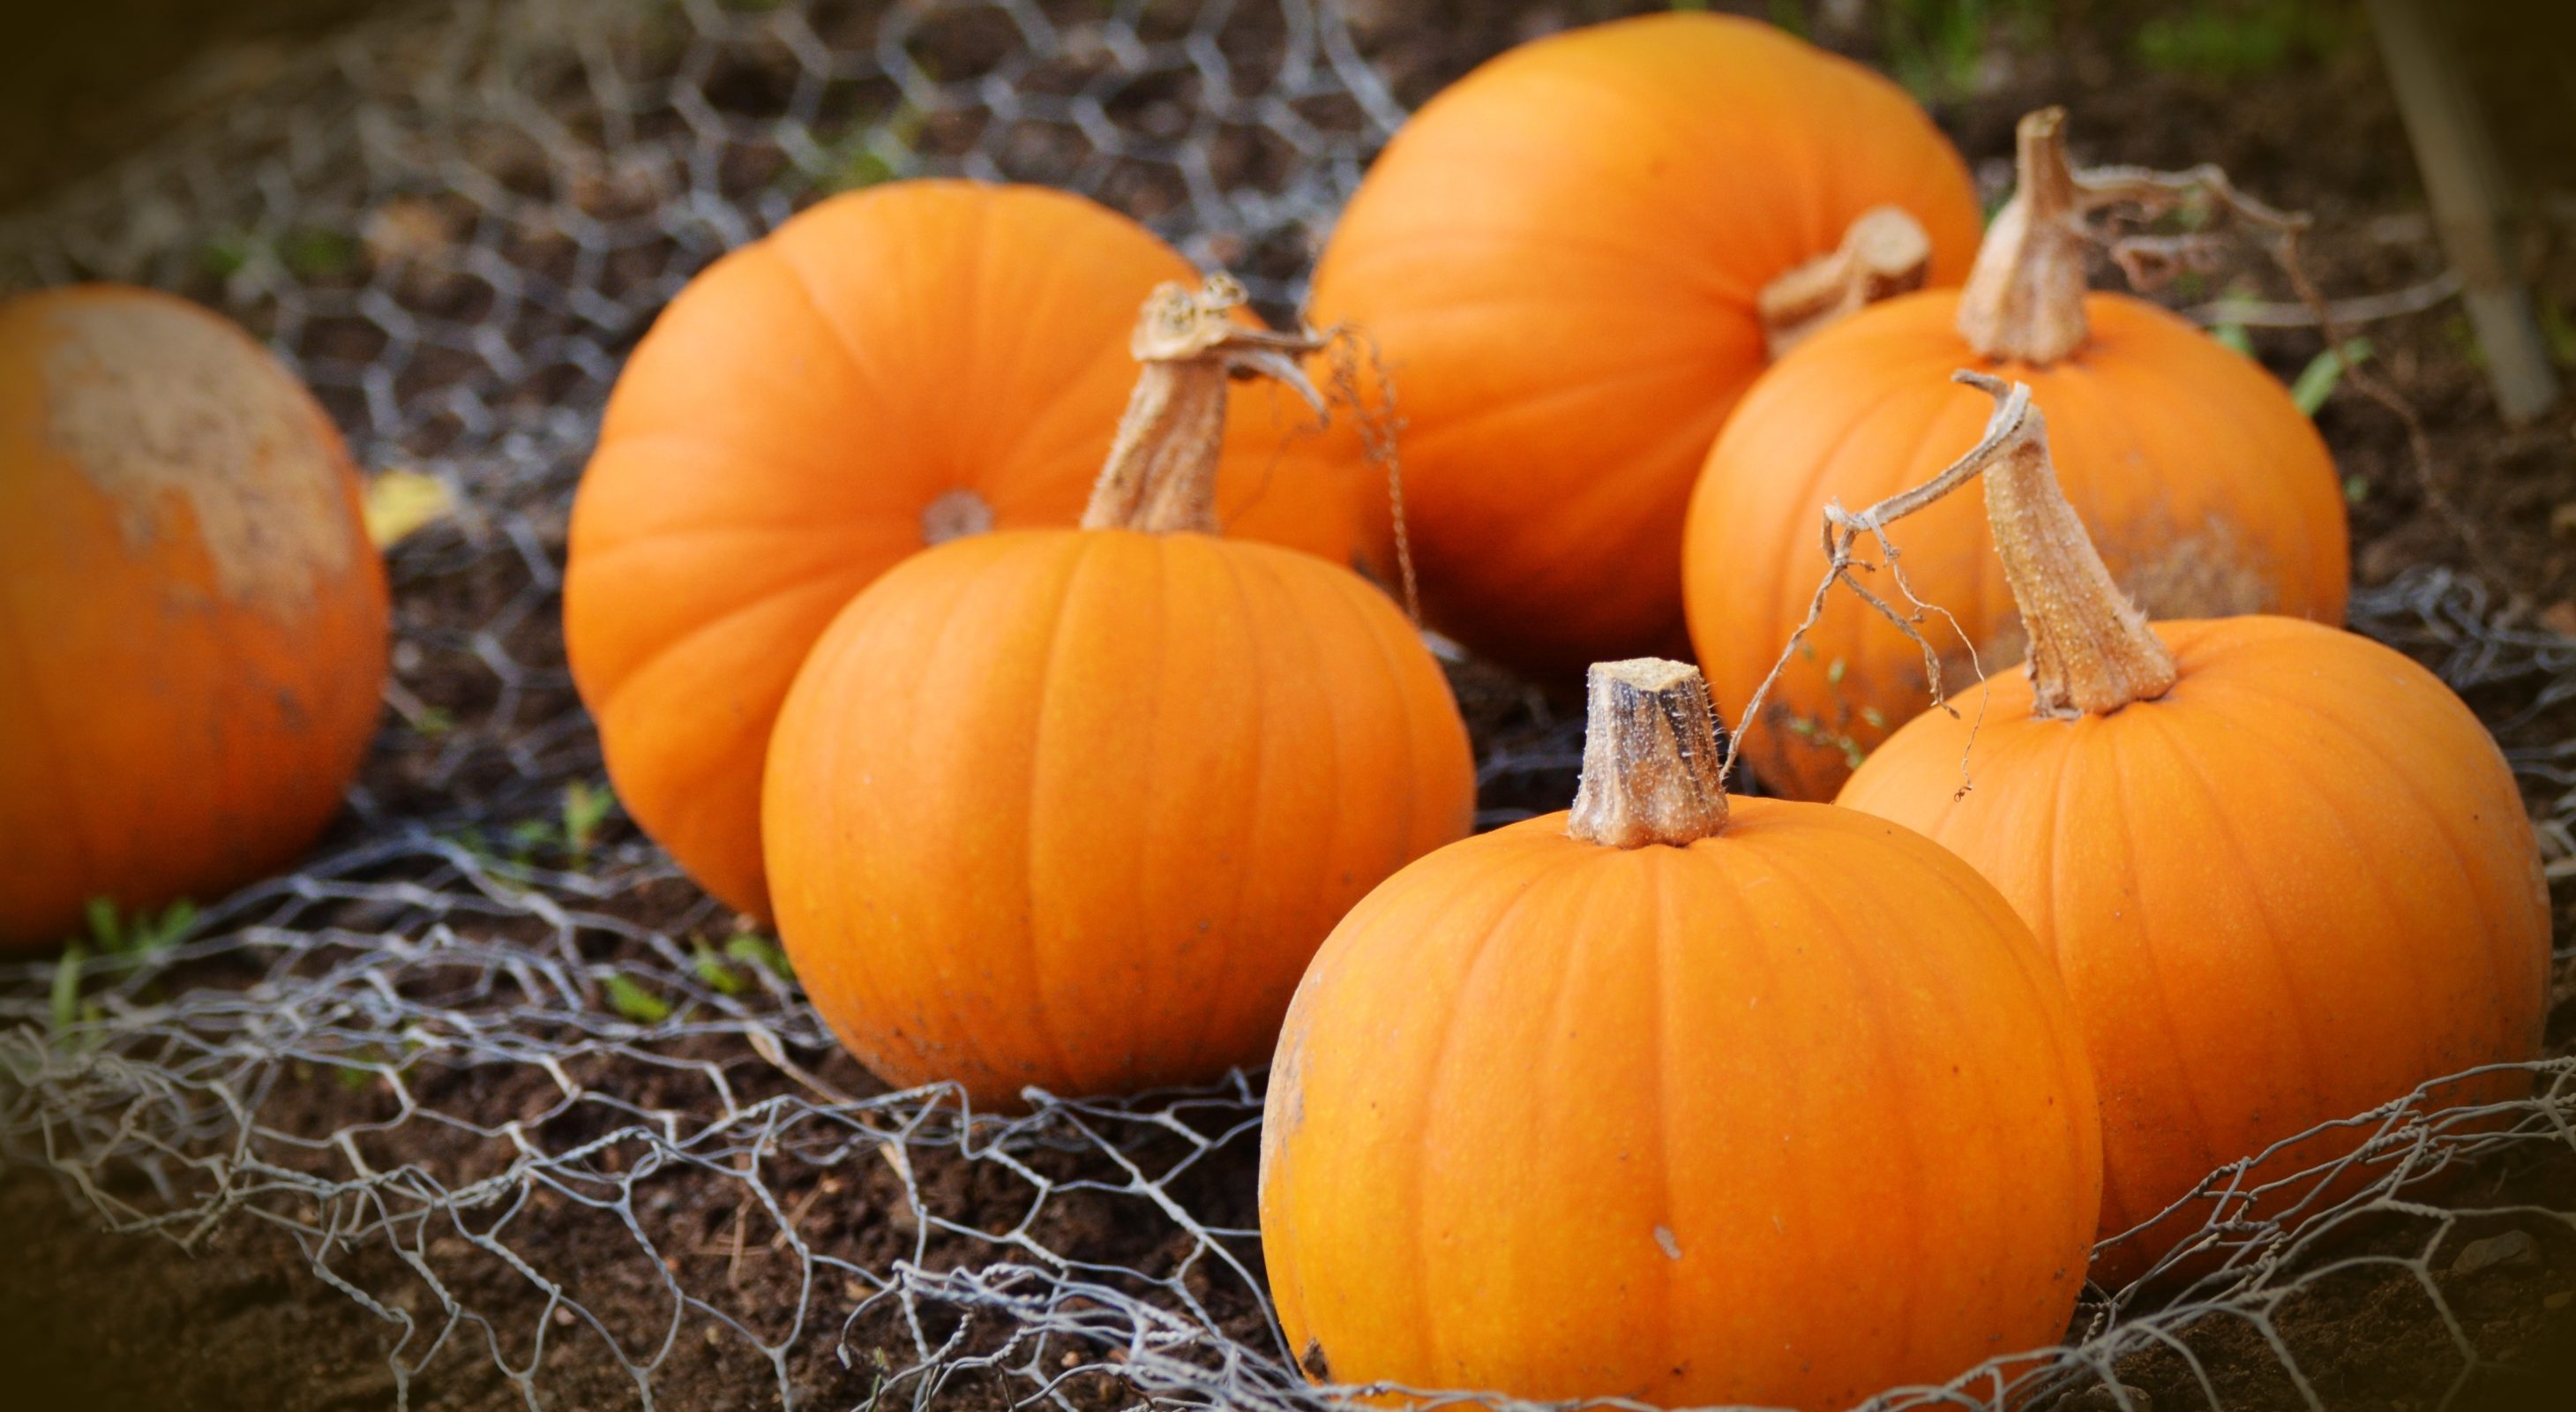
1757,207,1934,359
1081,274,1328,534
1956,106,2310,365
1955,109,2093,364
1826,373,2175,718
1569,658,1729,848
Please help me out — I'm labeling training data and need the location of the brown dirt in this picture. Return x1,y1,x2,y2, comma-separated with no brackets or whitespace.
7,2,2576,1410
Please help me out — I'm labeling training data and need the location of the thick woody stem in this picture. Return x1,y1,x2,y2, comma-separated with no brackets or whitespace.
1081,274,1328,534
1956,106,2313,366
1568,658,1730,848
1758,207,1935,359
1951,372,2177,716
1956,108,2092,364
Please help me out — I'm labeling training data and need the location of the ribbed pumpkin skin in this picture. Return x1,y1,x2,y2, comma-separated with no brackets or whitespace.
1838,616,2548,1279
567,181,1366,920
1687,291,2349,800
763,529,1473,1108
1307,13,1982,682
0,286,388,945
1260,800,2100,1410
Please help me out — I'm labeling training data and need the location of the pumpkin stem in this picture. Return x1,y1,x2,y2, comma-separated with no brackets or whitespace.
1951,371,2178,716
1955,108,2093,364
1757,207,1935,359
1081,274,1329,534
1569,658,1730,848
1956,108,2310,366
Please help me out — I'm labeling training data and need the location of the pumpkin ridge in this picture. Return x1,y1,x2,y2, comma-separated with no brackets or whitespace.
567,460,940,535
2182,643,2528,1070
589,563,883,722
805,537,1022,1086
1741,821,1939,1358
1185,538,1284,1075
1009,533,1118,1095
1524,855,1631,1371
1888,802,2106,1312
1407,838,1602,1378
753,238,891,424
2091,702,2228,1232
1325,219,1765,304
1305,548,1421,856
2128,694,2356,1168
1481,388,1757,577
969,199,1153,488
1639,850,1682,1371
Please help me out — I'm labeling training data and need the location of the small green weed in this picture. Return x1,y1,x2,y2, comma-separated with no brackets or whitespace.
561,779,614,864
2135,0,2342,81
725,931,795,982
603,973,673,1024
2539,296,2576,371
1879,0,2048,105
49,898,199,1047
2290,337,2373,416
280,229,363,279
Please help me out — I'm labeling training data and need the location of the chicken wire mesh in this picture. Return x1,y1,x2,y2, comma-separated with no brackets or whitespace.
1,0,2572,1408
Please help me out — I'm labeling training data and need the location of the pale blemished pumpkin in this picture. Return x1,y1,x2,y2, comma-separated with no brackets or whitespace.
1687,109,2348,800
0,285,388,945
760,278,1472,1109
1261,657,2100,1410
1837,376,2546,1284
566,180,1374,920
1307,11,1984,683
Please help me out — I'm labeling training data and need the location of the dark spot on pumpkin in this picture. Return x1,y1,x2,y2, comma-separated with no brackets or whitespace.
1300,1339,1329,1381
919,487,994,545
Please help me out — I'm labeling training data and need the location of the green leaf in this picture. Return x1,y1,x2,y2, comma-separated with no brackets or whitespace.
50,943,86,1038
2540,297,2576,372
200,232,258,278
603,973,672,1024
136,899,197,953
279,229,361,279
692,943,746,996
2212,322,2254,357
562,779,616,861
724,932,796,982
84,898,122,952
2343,474,2370,505
2291,338,2373,416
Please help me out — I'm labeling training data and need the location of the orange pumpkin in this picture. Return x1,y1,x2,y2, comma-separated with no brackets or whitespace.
1686,109,2349,800
566,181,1371,920
761,278,1473,1108
0,285,388,945
1262,657,2099,1410
1837,376,2547,1284
1307,11,1984,682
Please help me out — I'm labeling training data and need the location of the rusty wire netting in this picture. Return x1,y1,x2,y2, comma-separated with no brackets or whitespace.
1,1,2572,1409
